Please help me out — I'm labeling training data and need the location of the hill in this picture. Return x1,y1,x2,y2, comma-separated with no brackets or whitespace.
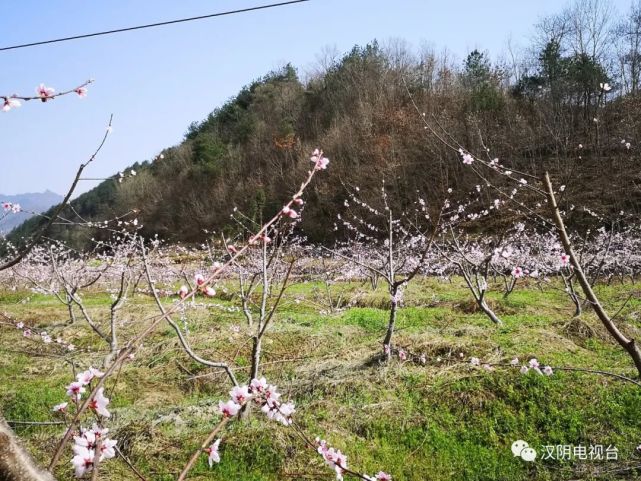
0,190,63,235
9,40,641,249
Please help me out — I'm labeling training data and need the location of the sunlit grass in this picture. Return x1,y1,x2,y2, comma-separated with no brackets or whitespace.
1,278,639,480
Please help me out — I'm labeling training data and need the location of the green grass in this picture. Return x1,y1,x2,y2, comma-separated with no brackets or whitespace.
1,277,640,480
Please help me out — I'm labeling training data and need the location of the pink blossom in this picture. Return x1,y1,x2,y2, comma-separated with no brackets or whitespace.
2,97,21,112
528,358,540,369
88,387,110,417
376,472,392,481
398,349,407,361
66,382,86,401
218,400,240,417
316,157,330,169
262,400,295,425
293,197,304,206
317,439,348,480
23,328,32,337
205,439,221,466
310,149,330,170
542,366,553,376
77,370,94,385
250,377,268,393
511,266,523,278
560,253,570,267
195,274,205,286
470,357,481,366
264,384,281,403
510,358,519,366
383,344,391,355
278,401,296,419
91,423,109,439
76,367,104,385
178,285,189,299
73,431,96,451
282,206,299,219
36,83,55,101
520,365,529,374
53,402,68,413
204,286,216,297
459,149,474,165
16,322,24,329
75,87,88,98
71,446,94,478
100,438,117,460
230,385,251,405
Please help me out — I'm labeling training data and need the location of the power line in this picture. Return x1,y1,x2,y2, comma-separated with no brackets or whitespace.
0,0,310,52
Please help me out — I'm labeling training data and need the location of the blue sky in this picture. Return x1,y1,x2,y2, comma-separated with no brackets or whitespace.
0,0,633,196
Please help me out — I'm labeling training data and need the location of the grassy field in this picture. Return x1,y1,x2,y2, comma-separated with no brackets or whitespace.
1,278,641,480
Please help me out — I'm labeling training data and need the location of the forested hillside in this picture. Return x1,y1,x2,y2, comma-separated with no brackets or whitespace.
12,3,641,248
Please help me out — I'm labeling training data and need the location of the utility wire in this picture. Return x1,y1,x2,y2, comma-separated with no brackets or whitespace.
0,0,310,52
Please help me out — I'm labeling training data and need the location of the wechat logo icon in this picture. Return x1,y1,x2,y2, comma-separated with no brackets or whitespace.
512,440,537,462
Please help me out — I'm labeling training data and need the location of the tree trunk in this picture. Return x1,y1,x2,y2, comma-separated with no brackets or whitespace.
66,299,76,325
241,336,264,420
250,336,262,382
479,300,502,325
383,288,399,358
571,294,582,318
545,172,641,377
0,415,56,481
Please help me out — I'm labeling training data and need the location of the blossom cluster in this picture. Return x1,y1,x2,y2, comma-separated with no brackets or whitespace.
382,344,554,379
71,424,117,478
178,273,216,299
514,357,554,376
282,194,305,219
2,202,21,213
2,83,87,111
210,380,391,480
470,356,553,376
63,368,109,409
14,321,76,351
52,367,117,477
207,377,296,467
383,344,427,364
277,149,328,220
218,377,296,425
316,437,349,480
311,148,330,170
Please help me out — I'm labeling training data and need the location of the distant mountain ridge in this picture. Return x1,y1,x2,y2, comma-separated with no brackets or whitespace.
0,190,63,235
